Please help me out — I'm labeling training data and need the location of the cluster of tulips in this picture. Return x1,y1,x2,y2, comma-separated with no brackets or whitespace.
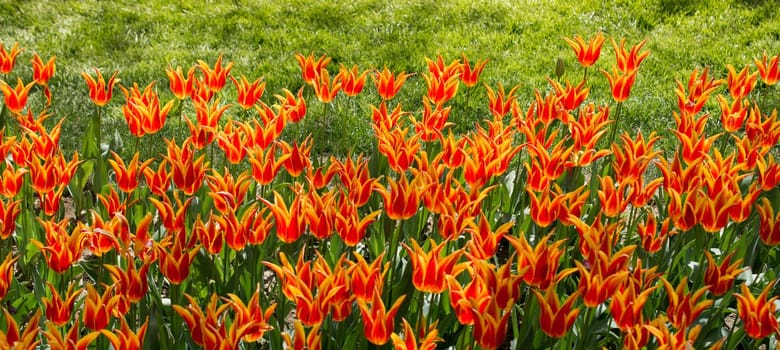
0,32,780,350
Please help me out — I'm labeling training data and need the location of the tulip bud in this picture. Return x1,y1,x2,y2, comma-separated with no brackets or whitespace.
555,57,565,79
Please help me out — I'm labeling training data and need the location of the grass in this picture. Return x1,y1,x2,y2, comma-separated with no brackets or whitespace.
1,0,780,156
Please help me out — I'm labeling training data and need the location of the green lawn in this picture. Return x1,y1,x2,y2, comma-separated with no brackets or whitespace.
1,0,779,155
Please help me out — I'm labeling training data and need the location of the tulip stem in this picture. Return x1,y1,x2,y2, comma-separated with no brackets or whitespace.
386,218,403,308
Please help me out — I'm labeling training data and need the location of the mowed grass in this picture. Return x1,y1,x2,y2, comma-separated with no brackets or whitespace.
1,0,779,156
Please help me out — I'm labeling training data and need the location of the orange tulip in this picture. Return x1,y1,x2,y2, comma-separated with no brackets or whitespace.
610,283,656,332
247,145,288,185
426,54,462,80
726,64,759,99
197,53,233,92
526,187,565,228
755,51,780,85
0,164,25,198
373,66,411,100
597,175,630,217
101,317,148,350
164,138,209,195
413,96,452,141
391,318,443,350
276,87,307,123
717,96,750,132
1,309,40,349
0,78,35,114
470,297,513,350
42,282,80,327
485,82,519,118
120,82,174,136
334,197,380,246
32,219,88,273
675,67,723,116
745,104,780,149
311,68,341,103
508,233,565,290
165,65,196,100
230,74,265,109
466,214,513,260
423,72,459,105
250,102,286,150
370,101,408,130
734,282,780,339
0,42,22,74
108,151,153,193
31,54,56,103
403,238,465,294
549,78,589,111
82,283,119,330
190,77,214,102
377,172,427,220
563,33,605,68
357,288,405,345
172,294,228,349
460,53,488,87
0,199,20,239
82,67,119,107
636,211,673,253
757,154,780,191
337,64,369,96
350,252,389,303
612,37,649,73
375,124,421,173
0,253,15,300
260,190,306,243
226,287,277,343
279,137,312,178
41,185,65,217
142,159,171,196
756,197,780,246
157,234,199,285
332,154,378,207
661,277,712,330
206,168,250,214
704,251,746,297
283,320,322,350
295,53,331,83
602,67,637,102
447,264,490,326
105,261,150,304
42,319,99,350
216,119,251,164
534,287,581,338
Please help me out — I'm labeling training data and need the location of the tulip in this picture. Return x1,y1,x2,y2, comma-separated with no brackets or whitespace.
611,37,649,73
276,87,307,122
31,54,56,103
0,78,35,114
756,197,780,246
350,252,389,303
661,277,712,330
278,137,312,178
391,318,443,350
726,64,758,99
31,219,88,273
197,53,233,92
230,74,265,109
82,284,119,330
370,101,408,130
247,145,288,185
0,253,15,300
602,67,637,102
610,283,656,332
216,119,251,164
755,51,780,85
470,298,512,350
0,42,22,74
165,65,196,100
260,190,306,243
734,282,780,339
82,67,119,107
336,64,369,96
402,238,465,294
101,317,148,350
1,309,40,349
0,199,20,239
357,288,405,345
373,66,411,100
460,53,488,87
283,320,321,350
563,33,605,68
142,159,171,196
534,287,581,338
41,282,80,327
295,53,331,83
485,82,519,118
423,72,459,105
375,124,421,173
311,68,341,103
